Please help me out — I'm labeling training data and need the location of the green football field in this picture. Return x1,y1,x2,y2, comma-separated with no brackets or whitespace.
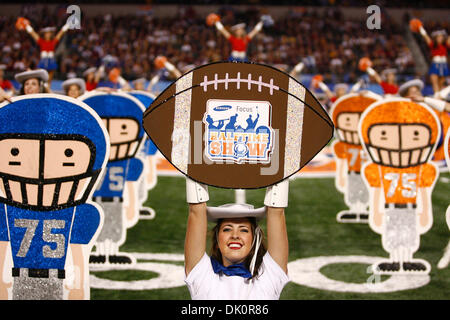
91,172,450,300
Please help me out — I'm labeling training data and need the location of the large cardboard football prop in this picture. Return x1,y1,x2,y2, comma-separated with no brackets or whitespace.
143,61,333,189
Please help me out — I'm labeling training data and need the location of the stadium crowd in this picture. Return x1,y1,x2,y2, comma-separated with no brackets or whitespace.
0,4,444,85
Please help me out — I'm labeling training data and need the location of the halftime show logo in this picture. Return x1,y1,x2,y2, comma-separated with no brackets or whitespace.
203,99,274,164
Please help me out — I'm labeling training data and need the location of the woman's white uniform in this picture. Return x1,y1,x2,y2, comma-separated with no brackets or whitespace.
185,252,289,300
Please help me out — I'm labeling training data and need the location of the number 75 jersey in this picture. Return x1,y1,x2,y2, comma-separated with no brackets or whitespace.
363,162,437,204
93,158,143,198
0,203,101,269
333,141,366,173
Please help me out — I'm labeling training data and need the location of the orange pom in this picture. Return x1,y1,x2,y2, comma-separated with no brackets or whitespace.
409,19,423,33
206,13,220,27
108,68,120,82
15,17,30,31
154,56,168,69
311,75,323,89
358,57,372,72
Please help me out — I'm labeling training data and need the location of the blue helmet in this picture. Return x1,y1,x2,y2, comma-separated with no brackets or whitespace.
128,91,159,156
80,91,145,161
0,94,109,210
128,90,155,110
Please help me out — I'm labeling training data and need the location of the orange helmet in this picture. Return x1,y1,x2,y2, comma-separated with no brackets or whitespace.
330,92,381,145
359,98,440,168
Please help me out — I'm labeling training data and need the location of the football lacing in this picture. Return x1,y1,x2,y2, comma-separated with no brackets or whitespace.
200,72,280,95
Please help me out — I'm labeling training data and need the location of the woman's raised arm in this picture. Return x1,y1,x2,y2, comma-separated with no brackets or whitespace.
184,178,209,276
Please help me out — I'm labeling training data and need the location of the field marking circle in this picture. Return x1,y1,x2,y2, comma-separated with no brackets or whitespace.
288,255,430,293
89,253,185,290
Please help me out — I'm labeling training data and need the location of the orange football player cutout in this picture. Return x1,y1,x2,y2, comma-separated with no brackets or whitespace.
330,92,382,223
360,98,441,275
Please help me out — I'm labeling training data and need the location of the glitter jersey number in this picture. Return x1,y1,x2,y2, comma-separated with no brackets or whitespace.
347,148,359,167
384,173,417,198
14,218,66,259
109,167,124,191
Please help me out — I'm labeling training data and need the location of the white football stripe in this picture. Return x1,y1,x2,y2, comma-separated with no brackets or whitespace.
171,72,193,173
284,78,305,177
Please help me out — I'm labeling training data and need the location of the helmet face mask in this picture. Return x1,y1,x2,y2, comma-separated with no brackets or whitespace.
360,99,440,169
336,112,361,145
79,92,146,162
366,123,433,168
0,133,100,211
331,93,382,146
102,117,144,161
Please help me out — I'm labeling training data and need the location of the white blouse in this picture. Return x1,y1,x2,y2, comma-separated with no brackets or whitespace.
185,252,289,300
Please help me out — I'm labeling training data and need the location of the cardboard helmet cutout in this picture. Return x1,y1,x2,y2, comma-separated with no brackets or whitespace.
330,92,382,223
359,98,440,275
0,94,109,300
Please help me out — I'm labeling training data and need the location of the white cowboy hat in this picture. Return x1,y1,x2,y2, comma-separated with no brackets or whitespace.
231,23,246,31
83,67,97,77
207,203,266,222
14,69,49,83
41,26,56,33
62,77,86,94
398,79,424,97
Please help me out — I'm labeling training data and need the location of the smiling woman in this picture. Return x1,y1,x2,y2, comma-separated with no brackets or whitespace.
210,217,266,278
183,178,290,300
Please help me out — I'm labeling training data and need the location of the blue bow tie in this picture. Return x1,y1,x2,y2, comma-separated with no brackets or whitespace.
210,257,252,279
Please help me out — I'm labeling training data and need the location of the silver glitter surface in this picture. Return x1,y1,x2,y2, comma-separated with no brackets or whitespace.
42,220,66,258
94,197,124,243
284,78,305,176
172,73,193,173
384,208,418,252
13,269,64,300
346,172,369,205
14,219,38,258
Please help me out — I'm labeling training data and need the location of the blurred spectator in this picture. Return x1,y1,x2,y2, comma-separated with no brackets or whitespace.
0,4,427,84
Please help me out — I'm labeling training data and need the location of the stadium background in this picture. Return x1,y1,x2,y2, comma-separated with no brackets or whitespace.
0,1,449,300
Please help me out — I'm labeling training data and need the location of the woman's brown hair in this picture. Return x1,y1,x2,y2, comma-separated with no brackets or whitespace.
210,217,267,279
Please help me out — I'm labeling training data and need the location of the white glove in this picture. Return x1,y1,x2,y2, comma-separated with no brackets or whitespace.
424,97,446,112
350,80,363,93
254,21,263,33
264,179,289,208
118,76,127,87
419,26,427,37
164,61,176,72
61,23,70,32
366,67,376,77
215,21,225,32
435,85,450,100
97,65,105,77
294,62,304,73
318,81,329,93
186,178,209,204
25,24,34,34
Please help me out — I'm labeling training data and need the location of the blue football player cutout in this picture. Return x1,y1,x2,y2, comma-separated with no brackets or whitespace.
128,90,159,220
80,91,145,265
0,94,109,300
